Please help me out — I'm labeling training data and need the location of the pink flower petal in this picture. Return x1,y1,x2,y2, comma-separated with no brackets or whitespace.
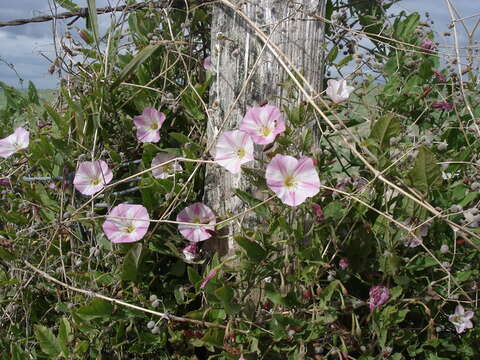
326,79,354,104
151,153,182,179
73,160,113,195
177,202,216,242
102,204,150,243
0,127,30,158
203,56,213,71
215,130,254,173
266,154,320,206
133,107,165,143
240,105,285,145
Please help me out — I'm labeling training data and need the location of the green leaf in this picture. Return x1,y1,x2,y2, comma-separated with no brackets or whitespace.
169,132,191,144
369,114,400,150
323,201,344,219
86,0,99,45
234,189,269,217
121,243,144,281
76,298,113,321
265,284,298,307
111,44,160,89
187,266,202,286
45,103,67,133
58,317,72,355
200,328,225,348
215,286,241,315
34,325,61,357
27,81,39,105
181,91,205,121
326,46,338,64
337,54,352,68
58,317,72,345
0,247,16,262
235,236,267,262
55,0,79,11
406,146,442,194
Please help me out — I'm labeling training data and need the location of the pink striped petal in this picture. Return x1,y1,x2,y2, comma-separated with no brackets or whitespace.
102,204,150,243
133,107,165,143
177,202,216,242
151,153,182,179
266,154,320,207
215,130,254,174
239,105,285,145
0,127,29,158
73,160,113,196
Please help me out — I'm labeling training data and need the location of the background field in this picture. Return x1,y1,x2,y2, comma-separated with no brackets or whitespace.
0,89,57,107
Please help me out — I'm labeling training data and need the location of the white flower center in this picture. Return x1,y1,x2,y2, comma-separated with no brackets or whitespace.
161,163,173,173
260,126,272,137
192,216,202,224
90,177,102,186
236,147,246,159
123,224,135,233
284,175,296,189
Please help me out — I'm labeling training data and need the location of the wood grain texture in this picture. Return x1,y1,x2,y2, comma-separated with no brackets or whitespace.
204,0,326,256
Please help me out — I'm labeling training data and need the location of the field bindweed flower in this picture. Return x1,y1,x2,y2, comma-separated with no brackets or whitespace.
0,178,11,186
239,105,285,145
433,69,446,82
420,38,435,52
311,203,325,223
200,268,219,289
133,107,166,143
0,127,29,158
177,202,216,242
203,56,213,71
448,304,474,334
339,258,349,269
151,153,183,179
73,160,113,195
182,243,198,262
214,130,254,173
102,204,150,243
369,285,389,311
325,79,354,104
432,101,453,111
266,154,320,206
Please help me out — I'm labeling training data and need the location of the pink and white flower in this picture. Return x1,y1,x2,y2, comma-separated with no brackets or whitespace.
151,153,183,179
326,79,354,104
176,202,216,242
203,56,213,71
0,178,11,186
339,258,349,269
200,268,219,289
73,160,113,195
102,204,150,243
182,243,198,262
0,127,29,158
420,38,435,53
133,107,166,143
214,130,254,174
265,154,320,207
449,304,474,334
239,105,285,145
368,285,389,312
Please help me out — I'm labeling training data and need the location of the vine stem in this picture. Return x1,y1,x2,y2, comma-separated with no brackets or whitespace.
23,261,249,334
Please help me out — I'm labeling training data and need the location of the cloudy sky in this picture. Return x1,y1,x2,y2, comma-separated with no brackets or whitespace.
0,0,478,89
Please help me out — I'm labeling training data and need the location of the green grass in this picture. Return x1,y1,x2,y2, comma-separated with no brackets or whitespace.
0,89,57,107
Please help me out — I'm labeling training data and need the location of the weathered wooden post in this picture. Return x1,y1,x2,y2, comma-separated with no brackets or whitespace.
204,0,326,255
